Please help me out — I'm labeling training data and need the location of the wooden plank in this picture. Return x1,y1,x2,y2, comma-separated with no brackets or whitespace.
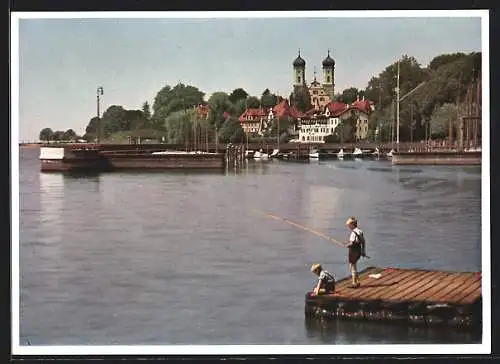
433,273,479,303
335,268,406,299
399,271,450,301
367,270,424,301
410,272,463,301
323,267,379,296
446,277,481,304
333,267,388,293
387,270,441,302
357,269,422,300
457,280,483,305
459,288,482,305
429,273,476,303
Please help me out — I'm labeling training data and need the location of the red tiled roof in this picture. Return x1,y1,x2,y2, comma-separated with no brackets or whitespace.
196,104,210,118
351,99,373,114
289,105,304,119
271,100,304,119
325,101,349,116
239,108,267,122
304,108,321,117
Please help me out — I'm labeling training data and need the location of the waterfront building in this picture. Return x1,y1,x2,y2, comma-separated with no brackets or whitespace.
239,108,268,134
267,99,304,137
298,97,374,143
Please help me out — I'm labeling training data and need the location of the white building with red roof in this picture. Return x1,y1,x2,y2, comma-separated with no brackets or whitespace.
239,107,268,134
298,96,374,143
267,99,304,136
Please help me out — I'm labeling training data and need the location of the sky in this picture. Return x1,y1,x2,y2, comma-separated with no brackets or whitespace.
13,12,483,141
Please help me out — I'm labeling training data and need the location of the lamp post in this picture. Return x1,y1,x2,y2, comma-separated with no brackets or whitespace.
96,86,103,144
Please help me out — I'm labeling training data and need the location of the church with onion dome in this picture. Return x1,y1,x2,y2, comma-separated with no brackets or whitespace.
292,49,336,110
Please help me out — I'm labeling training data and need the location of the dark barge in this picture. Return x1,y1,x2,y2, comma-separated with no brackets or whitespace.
305,266,482,330
391,151,481,165
39,145,225,172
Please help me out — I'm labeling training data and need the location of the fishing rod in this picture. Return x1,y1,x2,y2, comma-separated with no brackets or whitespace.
252,209,371,258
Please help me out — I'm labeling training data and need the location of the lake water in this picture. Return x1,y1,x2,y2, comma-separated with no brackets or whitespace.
18,146,482,346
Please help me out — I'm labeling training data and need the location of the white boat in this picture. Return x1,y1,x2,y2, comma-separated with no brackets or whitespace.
337,148,345,159
254,150,269,160
245,150,255,158
270,149,280,158
309,149,320,159
353,147,363,157
386,149,395,158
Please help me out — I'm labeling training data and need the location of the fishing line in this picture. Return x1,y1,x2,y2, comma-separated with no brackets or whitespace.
251,209,371,258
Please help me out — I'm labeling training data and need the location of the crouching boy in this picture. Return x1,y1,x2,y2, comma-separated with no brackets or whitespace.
310,263,336,295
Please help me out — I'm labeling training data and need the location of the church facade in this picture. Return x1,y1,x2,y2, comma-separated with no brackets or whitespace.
292,50,335,110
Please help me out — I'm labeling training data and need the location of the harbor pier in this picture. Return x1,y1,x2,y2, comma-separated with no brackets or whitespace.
305,266,481,329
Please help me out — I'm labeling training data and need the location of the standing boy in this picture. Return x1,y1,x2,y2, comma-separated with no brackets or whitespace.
345,216,366,288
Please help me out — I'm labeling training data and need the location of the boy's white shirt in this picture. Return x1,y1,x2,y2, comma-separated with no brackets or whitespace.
349,227,364,243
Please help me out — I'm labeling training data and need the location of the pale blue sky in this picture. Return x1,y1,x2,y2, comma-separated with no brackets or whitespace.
16,15,482,141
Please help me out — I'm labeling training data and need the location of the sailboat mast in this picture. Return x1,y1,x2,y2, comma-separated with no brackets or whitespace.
396,60,400,151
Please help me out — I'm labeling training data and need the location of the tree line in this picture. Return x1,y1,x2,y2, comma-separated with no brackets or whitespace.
39,51,481,144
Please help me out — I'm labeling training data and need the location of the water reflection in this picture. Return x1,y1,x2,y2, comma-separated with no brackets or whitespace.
39,173,65,240
304,318,481,345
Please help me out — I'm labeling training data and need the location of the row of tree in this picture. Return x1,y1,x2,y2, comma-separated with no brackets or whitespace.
39,51,481,144
39,128,80,142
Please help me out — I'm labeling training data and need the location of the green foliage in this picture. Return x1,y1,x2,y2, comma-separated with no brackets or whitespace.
39,127,54,141
324,134,340,143
62,129,77,141
164,110,193,144
266,116,290,137
207,92,232,130
428,53,466,71
142,102,152,121
219,116,245,143
228,88,249,104
333,117,356,143
152,83,205,122
290,86,312,112
246,96,261,109
361,52,481,141
340,87,360,104
39,128,80,142
430,102,458,138
261,88,279,109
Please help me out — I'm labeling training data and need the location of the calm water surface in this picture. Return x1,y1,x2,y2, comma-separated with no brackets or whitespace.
19,147,482,346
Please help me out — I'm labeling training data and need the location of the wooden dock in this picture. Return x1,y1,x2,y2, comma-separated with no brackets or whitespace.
305,266,482,329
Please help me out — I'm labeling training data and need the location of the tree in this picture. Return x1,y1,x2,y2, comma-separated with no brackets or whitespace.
39,128,54,141
52,130,65,141
290,86,312,112
164,109,193,144
246,96,261,109
219,116,245,143
207,92,232,130
428,52,466,71
430,103,458,138
62,129,77,141
260,88,278,109
340,87,360,104
152,83,205,123
228,88,248,104
142,101,152,121
334,116,356,143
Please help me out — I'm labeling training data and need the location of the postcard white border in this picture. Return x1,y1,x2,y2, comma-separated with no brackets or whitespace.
11,9,490,356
